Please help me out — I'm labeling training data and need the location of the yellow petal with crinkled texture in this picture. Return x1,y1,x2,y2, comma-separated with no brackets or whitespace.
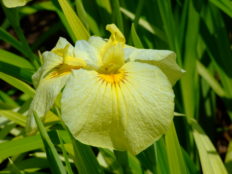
27,37,79,132
61,62,174,154
106,24,125,44
125,47,184,85
27,75,70,132
32,37,72,87
2,0,30,8
52,37,75,57
88,36,107,53
74,40,100,69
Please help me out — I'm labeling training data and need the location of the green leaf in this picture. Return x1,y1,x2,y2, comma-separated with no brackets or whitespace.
0,90,18,108
0,130,71,162
114,151,142,174
130,23,143,48
154,138,170,174
2,6,39,67
165,123,189,174
120,7,166,42
0,122,16,139
209,0,232,18
0,72,35,97
57,131,74,174
197,61,226,97
0,110,26,127
75,0,100,35
190,120,228,174
8,158,49,171
156,0,181,57
111,0,124,33
0,49,33,69
0,62,34,84
33,112,67,174
57,0,90,41
225,141,232,173
70,137,103,174
133,0,145,28
0,28,24,53
0,135,43,162
50,0,76,41
181,148,200,174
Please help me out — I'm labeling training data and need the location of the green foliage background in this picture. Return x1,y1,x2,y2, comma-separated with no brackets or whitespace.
0,0,232,173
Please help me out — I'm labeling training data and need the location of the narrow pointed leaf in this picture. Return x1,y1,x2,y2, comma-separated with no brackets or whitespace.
0,110,26,127
165,123,189,174
190,120,228,174
0,72,35,97
57,0,89,41
197,61,226,97
33,112,67,174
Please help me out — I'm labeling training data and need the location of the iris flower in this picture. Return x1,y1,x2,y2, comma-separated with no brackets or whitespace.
60,24,184,154
28,24,183,154
27,37,86,131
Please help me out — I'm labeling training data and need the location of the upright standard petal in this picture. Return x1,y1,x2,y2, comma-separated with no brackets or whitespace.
88,36,107,53
74,40,100,69
61,62,174,154
125,47,184,85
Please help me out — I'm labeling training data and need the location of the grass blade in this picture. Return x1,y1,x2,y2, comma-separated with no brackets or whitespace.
57,0,89,41
225,141,232,173
197,61,226,97
0,49,33,69
154,138,170,174
209,0,232,18
75,0,100,35
58,116,103,174
0,130,71,162
130,23,143,48
0,62,34,83
190,119,228,174
33,112,67,174
165,123,189,174
0,72,35,97
70,136,103,174
0,110,26,127
57,131,74,174
0,28,24,53
111,0,124,32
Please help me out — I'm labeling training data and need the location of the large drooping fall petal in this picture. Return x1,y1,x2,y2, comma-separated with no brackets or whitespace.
61,62,174,154
27,75,70,131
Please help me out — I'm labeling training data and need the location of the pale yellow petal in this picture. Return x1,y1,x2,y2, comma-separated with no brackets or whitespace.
31,51,62,88
74,40,100,69
125,47,184,85
53,37,74,57
3,0,29,8
106,24,125,44
61,62,174,154
99,43,125,73
88,36,107,52
33,38,75,86
27,75,70,132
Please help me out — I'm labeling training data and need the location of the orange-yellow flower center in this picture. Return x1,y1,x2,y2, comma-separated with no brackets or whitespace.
98,71,127,84
45,64,82,79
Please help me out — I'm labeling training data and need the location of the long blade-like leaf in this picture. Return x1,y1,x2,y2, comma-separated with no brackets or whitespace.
57,0,89,41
